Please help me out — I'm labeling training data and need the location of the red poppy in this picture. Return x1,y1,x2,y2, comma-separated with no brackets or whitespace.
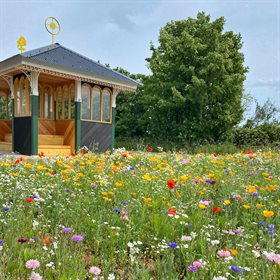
122,153,127,158
71,152,75,156
168,208,176,216
38,152,44,157
43,237,50,245
245,150,254,155
210,180,217,185
212,207,222,213
167,179,176,189
147,147,153,152
213,153,218,157
25,197,33,203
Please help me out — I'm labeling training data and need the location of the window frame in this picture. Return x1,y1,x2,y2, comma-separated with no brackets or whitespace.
80,84,112,124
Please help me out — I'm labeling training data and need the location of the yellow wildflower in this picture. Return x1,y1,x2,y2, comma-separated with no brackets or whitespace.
224,200,231,205
263,210,274,218
199,204,206,209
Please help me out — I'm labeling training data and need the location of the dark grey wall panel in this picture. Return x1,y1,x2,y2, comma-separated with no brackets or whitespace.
14,117,32,155
81,121,112,152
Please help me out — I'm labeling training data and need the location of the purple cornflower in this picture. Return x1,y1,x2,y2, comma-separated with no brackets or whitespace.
71,234,84,243
120,201,127,205
168,242,178,249
2,207,9,211
18,237,27,243
63,227,72,233
0,240,3,246
65,188,71,193
188,265,198,272
91,183,97,189
231,266,243,274
259,221,265,226
251,192,259,197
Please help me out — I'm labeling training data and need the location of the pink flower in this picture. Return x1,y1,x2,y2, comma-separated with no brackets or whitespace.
265,253,280,264
30,271,43,280
26,259,40,270
193,261,203,267
217,250,231,258
199,199,212,206
89,266,102,276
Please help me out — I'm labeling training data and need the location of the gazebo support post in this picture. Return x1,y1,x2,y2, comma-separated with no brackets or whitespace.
111,89,119,152
30,71,39,155
75,80,81,152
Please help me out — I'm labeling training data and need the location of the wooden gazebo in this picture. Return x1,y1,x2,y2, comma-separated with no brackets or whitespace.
0,43,140,156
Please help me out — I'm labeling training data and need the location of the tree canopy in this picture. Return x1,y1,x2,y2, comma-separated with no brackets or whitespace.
116,12,249,144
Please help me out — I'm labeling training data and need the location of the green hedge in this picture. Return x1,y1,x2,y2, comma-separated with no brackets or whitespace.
227,123,280,146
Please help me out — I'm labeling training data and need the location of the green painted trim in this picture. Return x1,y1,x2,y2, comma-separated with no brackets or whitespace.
112,107,116,152
11,99,14,152
31,95,38,155
75,101,81,152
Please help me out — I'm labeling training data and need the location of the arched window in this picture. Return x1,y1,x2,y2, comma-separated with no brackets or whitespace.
56,86,63,120
81,84,112,123
81,84,91,120
69,84,75,119
19,76,26,115
92,86,101,121
14,76,31,117
102,88,111,122
14,78,19,116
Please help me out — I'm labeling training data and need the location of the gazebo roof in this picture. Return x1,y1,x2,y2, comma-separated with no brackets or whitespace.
0,43,141,90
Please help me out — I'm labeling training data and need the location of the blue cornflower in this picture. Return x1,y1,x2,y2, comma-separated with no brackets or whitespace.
231,266,243,274
259,221,265,226
265,224,277,236
168,242,178,249
114,208,121,214
129,166,136,171
2,207,9,211
252,192,259,197
0,240,3,246
120,201,127,205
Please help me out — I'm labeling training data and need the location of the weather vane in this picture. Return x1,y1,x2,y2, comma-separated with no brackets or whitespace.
45,17,60,44
17,36,27,53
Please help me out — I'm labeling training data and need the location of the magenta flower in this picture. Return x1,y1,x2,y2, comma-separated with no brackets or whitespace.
71,234,84,243
188,265,198,272
63,227,72,233
26,259,40,270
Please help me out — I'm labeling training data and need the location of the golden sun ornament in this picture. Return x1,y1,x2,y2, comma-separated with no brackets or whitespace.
45,17,60,44
17,36,27,52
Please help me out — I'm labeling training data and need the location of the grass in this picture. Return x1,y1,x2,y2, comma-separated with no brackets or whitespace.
0,148,279,279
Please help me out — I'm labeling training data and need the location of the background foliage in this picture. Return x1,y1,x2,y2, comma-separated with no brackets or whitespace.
114,12,279,150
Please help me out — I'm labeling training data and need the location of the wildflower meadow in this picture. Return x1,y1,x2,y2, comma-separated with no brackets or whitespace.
0,148,279,279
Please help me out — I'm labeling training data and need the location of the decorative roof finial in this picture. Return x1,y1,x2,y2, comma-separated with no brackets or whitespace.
17,36,27,53
45,17,60,44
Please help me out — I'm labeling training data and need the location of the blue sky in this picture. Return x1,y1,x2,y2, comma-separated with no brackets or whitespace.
0,0,279,118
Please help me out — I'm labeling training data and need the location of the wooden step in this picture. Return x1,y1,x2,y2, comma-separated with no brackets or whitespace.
4,134,65,145
4,134,12,142
0,141,12,152
38,145,71,156
38,134,64,145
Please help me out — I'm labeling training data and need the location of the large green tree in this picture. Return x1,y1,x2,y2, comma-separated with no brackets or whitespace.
144,12,248,143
